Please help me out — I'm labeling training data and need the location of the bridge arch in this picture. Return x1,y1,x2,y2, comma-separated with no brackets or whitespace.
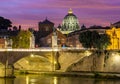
0,62,4,68
13,52,53,71
9,52,52,71
0,50,55,72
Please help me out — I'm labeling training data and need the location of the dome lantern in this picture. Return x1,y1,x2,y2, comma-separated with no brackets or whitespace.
68,8,73,14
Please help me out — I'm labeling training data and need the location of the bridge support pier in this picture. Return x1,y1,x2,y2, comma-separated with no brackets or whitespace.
0,65,15,78
52,52,61,71
4,65,14,78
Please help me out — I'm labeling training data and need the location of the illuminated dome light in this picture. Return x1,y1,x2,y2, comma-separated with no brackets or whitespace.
68,8,73,14
61,8,80,34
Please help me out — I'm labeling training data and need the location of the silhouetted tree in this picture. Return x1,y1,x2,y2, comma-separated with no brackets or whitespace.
0,16,12,30
28,28,35,33
13,26,18,31
79,31,93,48
18,25,21,31
93,34,111,49
79,31,111,49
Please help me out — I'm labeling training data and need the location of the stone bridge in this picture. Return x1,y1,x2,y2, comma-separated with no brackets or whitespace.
1,48,120,77
0,48,91,77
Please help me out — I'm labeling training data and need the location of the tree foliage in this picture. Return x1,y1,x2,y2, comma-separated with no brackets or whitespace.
93,34,111,49
12,30,32,48
79,30,111,49
0,16,12,30
79,31,93,48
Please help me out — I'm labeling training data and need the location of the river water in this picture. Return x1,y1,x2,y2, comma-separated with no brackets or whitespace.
0,75,120,84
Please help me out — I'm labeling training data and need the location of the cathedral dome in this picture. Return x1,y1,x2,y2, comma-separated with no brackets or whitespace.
61,8,80,33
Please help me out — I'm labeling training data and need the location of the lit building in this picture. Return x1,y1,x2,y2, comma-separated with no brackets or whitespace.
37,18,67,47
67,31,82,48
0,38,7,48
40,28,66,47
106,27,120,49
0,30,13,48
61,8,80,34
0,38,12,49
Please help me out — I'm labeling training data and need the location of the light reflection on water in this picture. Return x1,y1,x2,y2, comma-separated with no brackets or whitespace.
0,75,120,84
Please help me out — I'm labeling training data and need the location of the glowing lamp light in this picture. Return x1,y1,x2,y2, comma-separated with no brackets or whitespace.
30,54,34,57
112,52,120,62
26,61,29,64
114,55,120,62
84,50,92,56
54,61,57,64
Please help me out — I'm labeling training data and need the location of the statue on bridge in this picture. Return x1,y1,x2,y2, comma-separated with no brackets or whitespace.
52,27,58,48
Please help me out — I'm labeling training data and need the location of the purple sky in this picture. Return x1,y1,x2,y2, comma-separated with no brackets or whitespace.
0,0,120,30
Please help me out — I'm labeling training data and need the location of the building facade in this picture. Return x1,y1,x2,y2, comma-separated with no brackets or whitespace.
112,21,120,28
67,26,109,48
38,18,54,33
106,27,120,49
40,29,66,47
36,18,55,47
0,38,6,48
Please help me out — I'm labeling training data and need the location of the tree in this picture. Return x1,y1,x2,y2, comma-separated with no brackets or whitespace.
93,34,111,49
79,30,111,72
13,26,18,31
11,30,32,48
0,16,12,30
91,31,100,48
79,31,97,48
79,30,111,49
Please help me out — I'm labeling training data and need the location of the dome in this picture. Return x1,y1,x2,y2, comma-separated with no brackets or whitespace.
61,8,80,33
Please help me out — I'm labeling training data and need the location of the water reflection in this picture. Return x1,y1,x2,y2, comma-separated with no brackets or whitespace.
0,75,120,84
0,78,14,84
53,77,58,84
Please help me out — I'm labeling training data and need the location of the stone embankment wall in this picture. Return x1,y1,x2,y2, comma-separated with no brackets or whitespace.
65,50,120,73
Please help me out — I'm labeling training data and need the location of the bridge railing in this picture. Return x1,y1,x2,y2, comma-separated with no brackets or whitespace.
0,47,88,52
